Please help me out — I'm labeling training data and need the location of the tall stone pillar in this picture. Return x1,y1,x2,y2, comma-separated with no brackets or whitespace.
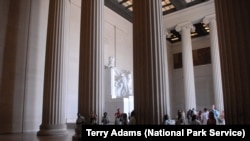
78,0,104,124
214,0,250,124
175,22,197,111
0,0,32,134
37,0,67,136
133,0,169,124
203,14,224,112
163,30,171,118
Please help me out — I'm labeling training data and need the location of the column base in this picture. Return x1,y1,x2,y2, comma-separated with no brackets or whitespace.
72,135,81,140
37,124,68,136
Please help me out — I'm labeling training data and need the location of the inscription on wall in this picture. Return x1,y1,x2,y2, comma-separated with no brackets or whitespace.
173,47,211,69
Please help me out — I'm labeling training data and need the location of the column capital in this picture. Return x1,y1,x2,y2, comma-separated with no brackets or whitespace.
164,29,172,38
175,21,195,32
202,14,216,25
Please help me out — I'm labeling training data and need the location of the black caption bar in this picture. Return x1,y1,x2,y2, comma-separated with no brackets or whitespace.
81,125,250,140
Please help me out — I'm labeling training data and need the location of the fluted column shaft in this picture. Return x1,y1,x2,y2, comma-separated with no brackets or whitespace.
176,22,197,111
163,33,171,118
214,0,250,124
203,15,224,112
78,0,104,124
133,0,168,124
38,0,67,136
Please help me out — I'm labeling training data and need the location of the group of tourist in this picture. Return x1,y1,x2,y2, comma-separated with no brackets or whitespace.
163,104,225,125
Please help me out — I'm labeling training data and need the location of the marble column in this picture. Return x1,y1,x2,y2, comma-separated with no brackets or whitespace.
77,0,104,124
133,0,169,124
214,0,250,124
0,0,32,134
175,22,197,111
37,0,67,136
163,30,171,118
203,14,224,112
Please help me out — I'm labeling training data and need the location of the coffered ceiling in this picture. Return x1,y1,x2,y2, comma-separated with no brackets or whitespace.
104,0,210,43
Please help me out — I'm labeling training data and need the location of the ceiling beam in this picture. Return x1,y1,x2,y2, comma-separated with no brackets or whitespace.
170,0,187,10
119,0,128,4
104,0,132,22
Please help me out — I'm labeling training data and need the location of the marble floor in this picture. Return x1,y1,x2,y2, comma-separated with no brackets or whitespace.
0,129,75,141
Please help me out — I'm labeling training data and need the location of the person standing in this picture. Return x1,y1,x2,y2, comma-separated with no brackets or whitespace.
101,112,110,125
114,108,121,125
200,108,209,125
90,112,97,125
211,104,220,122
207,111,217,125
128,110,136,125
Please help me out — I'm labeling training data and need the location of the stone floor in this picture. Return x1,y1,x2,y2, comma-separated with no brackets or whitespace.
0,129,75,141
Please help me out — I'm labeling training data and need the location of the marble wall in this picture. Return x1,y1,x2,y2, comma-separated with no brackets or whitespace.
64,1,133,123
